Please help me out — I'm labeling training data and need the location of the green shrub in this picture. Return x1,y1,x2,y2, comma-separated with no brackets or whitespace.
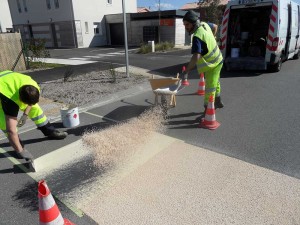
24,38,50,69
155,42,175,51
137,44,152,54
138,41,175,54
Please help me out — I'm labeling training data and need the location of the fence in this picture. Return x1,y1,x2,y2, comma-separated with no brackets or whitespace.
0,33,26,71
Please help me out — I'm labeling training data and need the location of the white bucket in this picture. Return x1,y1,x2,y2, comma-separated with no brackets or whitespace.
231,48,240,58
60,106,80,128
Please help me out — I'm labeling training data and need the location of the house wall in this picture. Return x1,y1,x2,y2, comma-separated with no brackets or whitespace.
8,0,137,48
8,0,75,48
72,0,137,47
108,16,187,47
0,0,13,32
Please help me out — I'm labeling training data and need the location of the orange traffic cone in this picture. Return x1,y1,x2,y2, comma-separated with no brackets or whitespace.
38,180,75,225
181,66,190,86
197,73,205,96
199,95,220,130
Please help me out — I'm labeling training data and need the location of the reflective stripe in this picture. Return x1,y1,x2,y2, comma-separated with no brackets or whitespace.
36,120,49,127
32,113,45,121
0,71,14,77
204,45,219,60
39,194,55,210
206,87,216,93
198,51,222,69
204,114,216,123
39,214,64,225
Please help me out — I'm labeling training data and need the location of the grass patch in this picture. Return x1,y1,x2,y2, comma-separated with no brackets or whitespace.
29,61,65,69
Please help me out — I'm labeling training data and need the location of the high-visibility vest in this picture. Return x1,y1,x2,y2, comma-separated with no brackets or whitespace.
194,22,223,73
0,70,40,111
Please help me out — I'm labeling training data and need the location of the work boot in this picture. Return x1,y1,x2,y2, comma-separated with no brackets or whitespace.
47,130,68,140
215,96,224,109
16,149,34,160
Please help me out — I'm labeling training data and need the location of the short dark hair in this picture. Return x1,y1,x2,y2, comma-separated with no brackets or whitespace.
19,85,40,105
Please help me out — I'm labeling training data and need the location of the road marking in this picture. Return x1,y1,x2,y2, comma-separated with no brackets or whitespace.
96,54,114,57
83,111,119,123
108,52,124,55
90,48,115,52
83,55,102,58
68,57,91,60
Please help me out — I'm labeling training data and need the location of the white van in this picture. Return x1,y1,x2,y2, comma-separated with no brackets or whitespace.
219,0,300,72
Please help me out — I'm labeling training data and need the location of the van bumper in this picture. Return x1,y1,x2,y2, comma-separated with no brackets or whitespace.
269,53,280,65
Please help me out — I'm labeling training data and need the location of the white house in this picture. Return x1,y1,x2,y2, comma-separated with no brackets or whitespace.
7,0,137,48
0,0,13,32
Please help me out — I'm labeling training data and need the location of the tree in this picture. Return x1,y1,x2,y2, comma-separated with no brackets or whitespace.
198,0,222,25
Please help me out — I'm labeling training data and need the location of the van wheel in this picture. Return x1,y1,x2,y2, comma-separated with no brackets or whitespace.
269,57,282,72
293,51,300,59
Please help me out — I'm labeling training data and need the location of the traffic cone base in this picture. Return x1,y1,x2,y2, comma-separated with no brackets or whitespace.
199,94,220,130
199,118,220,130
182,80,190,86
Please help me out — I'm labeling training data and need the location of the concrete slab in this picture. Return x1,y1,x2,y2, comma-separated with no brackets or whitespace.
80,137,300,225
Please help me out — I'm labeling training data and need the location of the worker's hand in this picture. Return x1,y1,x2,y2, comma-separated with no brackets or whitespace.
180,71,188,81
17,113,28,127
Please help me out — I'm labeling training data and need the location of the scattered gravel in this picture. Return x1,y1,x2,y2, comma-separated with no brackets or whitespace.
40,68,149,107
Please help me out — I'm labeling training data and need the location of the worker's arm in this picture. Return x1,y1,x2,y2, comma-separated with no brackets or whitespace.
186,53,201,74
211,24,218,37
24,105,32,115
6,115,24,152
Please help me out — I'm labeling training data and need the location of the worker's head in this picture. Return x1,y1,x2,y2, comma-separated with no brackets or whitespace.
19,85,40,105
183,10,200,34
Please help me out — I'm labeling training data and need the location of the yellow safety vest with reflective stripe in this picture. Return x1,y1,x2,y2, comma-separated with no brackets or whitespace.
0,70,40,111
194,22,223,73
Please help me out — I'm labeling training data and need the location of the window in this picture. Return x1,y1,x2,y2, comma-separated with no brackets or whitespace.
54,0,59,8
16,0,22,13
23,0,27,12
85,22,89,34
107,0,112,4
93,22,102,35
46,0,51,9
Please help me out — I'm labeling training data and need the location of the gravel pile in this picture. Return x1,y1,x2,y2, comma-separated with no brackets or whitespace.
40,69,148,107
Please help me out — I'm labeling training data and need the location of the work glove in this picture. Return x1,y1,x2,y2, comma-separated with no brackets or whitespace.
180,71,188,80
17,113,28,127
180,71,190,86
16,148,34,160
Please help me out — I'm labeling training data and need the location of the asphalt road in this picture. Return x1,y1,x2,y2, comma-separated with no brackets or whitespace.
0,47,299,224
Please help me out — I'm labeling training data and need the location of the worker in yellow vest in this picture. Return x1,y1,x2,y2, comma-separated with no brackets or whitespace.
0,70,67,160
181,10,224,113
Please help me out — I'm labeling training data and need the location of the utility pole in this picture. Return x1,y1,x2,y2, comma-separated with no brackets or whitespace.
158,0,161,43
122,0,129,77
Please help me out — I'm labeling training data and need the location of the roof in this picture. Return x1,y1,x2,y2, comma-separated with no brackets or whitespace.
137,7,150,13
130,10,186,20
180,1,229,10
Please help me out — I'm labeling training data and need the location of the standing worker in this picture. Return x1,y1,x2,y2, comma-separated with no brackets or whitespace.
0,70,67,160
181,10,224,113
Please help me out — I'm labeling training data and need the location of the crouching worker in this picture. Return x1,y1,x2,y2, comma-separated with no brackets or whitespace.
0,70,67,160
